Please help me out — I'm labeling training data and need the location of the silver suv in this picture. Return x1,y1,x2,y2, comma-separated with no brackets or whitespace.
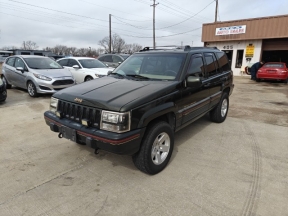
98,54,130,68
1,55,75,97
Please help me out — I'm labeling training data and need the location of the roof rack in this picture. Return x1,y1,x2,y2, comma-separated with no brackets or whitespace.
139,46,219,52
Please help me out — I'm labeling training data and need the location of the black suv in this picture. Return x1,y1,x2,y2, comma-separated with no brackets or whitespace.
44,46,234,174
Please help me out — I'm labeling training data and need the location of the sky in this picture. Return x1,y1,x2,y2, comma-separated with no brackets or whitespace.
0,0,287,50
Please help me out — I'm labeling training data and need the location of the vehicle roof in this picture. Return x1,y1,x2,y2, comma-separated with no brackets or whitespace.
58,57,97,60
12,55,49,58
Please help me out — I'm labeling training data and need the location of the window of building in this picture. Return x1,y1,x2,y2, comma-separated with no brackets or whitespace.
21,52,30,55
235,50,244,68
216,52,230,71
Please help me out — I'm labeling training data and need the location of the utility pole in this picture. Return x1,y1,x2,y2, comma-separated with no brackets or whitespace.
151,0,158,49
215,0,218,22
109,14,112,53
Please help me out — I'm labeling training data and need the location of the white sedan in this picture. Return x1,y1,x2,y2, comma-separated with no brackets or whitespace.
57,57,113,83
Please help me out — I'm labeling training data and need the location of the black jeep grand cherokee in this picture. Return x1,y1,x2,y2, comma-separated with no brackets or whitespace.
44,46,234,174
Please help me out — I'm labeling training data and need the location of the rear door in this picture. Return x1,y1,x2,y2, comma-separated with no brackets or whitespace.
203,52,225,109
3,57,16,84
180,54,211,125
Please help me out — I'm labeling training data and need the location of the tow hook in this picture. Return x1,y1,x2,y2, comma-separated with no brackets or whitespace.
94,148,99,155
58,133,63,138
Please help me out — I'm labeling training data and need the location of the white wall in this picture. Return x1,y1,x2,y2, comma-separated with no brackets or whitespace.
206,40,262,76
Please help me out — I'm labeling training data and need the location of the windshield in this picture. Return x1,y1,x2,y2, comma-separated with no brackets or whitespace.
78,59,107,68
112,53,186,80
263,63,284,68
24,57,63,69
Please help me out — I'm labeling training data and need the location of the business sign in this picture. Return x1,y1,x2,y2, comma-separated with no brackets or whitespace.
245,44,255,57
215,25,246,36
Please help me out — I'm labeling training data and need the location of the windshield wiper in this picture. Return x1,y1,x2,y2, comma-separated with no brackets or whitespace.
126,74,150,80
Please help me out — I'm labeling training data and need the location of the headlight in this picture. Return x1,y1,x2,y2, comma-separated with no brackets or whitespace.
100,111,130,133
33,73,52,81
95,74,105,78
50,97,59,113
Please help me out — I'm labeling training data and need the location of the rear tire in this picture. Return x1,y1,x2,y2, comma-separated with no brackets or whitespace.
27,81,38,97
84,76,93,82
210,93,229,123
132,121,174,175
2,76,11,89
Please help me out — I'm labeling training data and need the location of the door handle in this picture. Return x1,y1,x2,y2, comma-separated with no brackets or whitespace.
203,83,211,87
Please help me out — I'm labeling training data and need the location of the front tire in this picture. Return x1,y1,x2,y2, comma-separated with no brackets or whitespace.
132,121,174,175
84,76,93,82
27,81,38,97
2,76,11,89
210,92,229,123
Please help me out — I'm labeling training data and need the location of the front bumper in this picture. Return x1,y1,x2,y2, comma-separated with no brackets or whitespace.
44,111,145,155
34,78,75,94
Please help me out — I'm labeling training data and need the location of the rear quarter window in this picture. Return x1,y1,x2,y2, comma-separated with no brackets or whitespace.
216,52,230,71
6,57,15,67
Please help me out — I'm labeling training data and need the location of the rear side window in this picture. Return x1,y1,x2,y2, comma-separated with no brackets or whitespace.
58,59,69,66
187,55,204,77
216,52,230,71
6,57,15,66
204,53,219,76
101,55,112,62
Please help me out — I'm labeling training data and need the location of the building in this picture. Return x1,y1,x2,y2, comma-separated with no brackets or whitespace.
202,14,288,75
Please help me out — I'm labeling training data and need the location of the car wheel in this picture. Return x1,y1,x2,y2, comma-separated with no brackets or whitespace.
27,81,38,97
210,92,229,123
0,90,7,102
84,76,93,82
2,76,11,89
132,121,174,175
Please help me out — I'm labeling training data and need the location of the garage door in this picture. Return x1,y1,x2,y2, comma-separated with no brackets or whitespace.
262,38,288,63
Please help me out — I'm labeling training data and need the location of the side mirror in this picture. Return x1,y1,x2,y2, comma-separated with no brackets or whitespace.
118,62,122,64
16,67,24,73
186,76,202,88
72,65,80,69
106,64,109,67
107,71,113,75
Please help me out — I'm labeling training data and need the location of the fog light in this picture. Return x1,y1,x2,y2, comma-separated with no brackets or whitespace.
81,119,89,126
56,111,62,118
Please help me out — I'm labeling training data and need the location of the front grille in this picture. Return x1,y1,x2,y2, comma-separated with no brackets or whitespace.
57,100,101,128
52,79,74,86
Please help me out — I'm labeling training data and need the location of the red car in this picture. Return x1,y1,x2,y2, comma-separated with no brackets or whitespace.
257,62,288,83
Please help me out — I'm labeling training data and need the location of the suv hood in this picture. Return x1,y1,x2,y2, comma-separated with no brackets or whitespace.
53,76,178,112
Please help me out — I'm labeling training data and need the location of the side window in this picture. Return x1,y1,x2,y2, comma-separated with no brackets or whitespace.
112,55,122,63
204,53,219,76
67,59,80,67
58,59,69,66
14,58,26,68
6,57,15,67
216,52,230,71
105,55,113,62
187,56,204,77
98,56,105,61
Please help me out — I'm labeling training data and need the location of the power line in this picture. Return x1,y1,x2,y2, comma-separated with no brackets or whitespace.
0,2,151,36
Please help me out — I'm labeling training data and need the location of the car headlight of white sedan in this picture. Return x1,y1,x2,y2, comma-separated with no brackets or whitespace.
100,111,131,133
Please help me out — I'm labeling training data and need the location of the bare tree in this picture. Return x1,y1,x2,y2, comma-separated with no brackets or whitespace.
123,43,142,54
21,41,39,50
99,33,126,53
1,46,18,50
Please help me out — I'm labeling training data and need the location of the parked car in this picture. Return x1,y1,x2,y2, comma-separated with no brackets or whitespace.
57,57,112,83
44,46,234,174
0,77,7,102
1,55,75,97
98,53,130,68
257,62,288,83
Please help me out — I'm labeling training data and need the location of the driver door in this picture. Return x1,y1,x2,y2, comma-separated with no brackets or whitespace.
13,58,27,89
179,54,210,125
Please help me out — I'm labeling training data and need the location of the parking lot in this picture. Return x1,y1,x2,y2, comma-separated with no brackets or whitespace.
0,76,287,216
